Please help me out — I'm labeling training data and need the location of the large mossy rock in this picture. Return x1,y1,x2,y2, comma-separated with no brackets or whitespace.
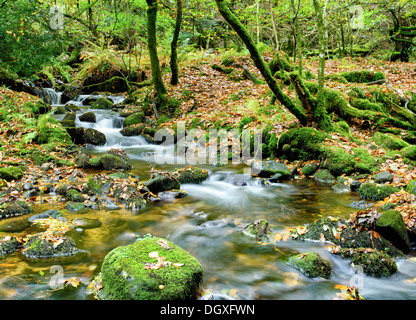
320,146,356,176
372,132,409,150
278,127,326,161
90,98,114,110
358,183,399,201
242,219,271,242
22,234,83,259
375,210,410,253
37,116,72,145
0,166,23,181
406,179,416,195
123,112,145,128
97,237,203,300
83,128,107,146
0,201,32,219
288,252,332,279
172,167,209,184
144,175,181,194
313,169,335,185
90,154,132,171
79,112,96,123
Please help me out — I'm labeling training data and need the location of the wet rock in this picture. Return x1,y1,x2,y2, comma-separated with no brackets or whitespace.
22,234,84,259
158,190,188,200
0,236,22,256
123,111,145,127
24,189,39,199
0,166,23,182
65,202,86,212
288,252,332,279
374,171,394,184
144,175,181,194
251,161,291,179
72,218,102,230
28,209,64,223
83,128,107,146
375,210,410,253
91,154,132,171
172,167,209,184
90,97,114,110
242,219,271,242
349,200,372,209
313,169,335,185
358,183,399,201
74,153,90,168
302,163,318,177
337,248,397,278
350,180,362,192
65,189,84,203
0,201,33,219
78,112,96,123
331,182,351,192
93,236,203,300
40,163,54,171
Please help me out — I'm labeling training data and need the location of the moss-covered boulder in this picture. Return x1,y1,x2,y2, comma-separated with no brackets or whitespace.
242,219,271,242
37,115,72,145
278,127,326,161
83,128,107,146
358,183,399,201
338,248,397,278
97,154,132,171
96,236,203,300
172,167,209,184
65,189,84,203
352,147,377,173
406,179,416,195
288,252,332,279
313,169,335,185
297,217,402,257
251,161,291,178
120,123,146,137
79,112,96,123
0,166,23,181
123,112,145,128
0,236,22,256
342,70,385,84
0,201,32,219
321,146,356,176
65,202,86,212
90,98,114,110
375,210,410,253
401,145,416,160
144,175,181,194
301,163,318,177
22,234,84,259
372,132,409,150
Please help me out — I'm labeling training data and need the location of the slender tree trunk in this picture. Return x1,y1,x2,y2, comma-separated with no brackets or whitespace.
313,0,325,95
146,0,167,103
214,0,308,126
170,0,182,85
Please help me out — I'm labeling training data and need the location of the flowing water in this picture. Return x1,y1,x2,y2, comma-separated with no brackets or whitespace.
2,93,416,300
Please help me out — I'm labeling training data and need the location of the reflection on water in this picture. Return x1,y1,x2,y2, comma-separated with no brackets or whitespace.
4,101,416,300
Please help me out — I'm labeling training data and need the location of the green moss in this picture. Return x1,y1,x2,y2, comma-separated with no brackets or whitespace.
406,179,416,195
99,154,132,171
401,145,416,160
172,167,208,184
90,98,114,109
375,210,410,252
352,147,378,173
0,166,23,181
340,249,397,278
321,145,356,176
37,115,72,145
66,189,84,203
278,127,326,161
372,132,409,150
313,169,335,184
302,163,318,176
123,112,145,127
242,219,271,242
342,70,385,83
359,183,400,201
288,252,332,279
239,116,255,130
100,237,203,300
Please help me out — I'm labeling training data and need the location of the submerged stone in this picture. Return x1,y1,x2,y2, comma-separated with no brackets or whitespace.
22,234,83,259
242,219,271,242
96,237,203,300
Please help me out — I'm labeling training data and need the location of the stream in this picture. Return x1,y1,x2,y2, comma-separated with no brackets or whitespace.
1,91,416,300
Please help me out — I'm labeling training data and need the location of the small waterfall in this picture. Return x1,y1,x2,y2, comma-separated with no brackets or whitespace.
38,88,62,105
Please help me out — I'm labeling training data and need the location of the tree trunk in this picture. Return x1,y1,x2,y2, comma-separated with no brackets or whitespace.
170,0,182,85
313,0,325,95
214,0,308,126
146,0,167,104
